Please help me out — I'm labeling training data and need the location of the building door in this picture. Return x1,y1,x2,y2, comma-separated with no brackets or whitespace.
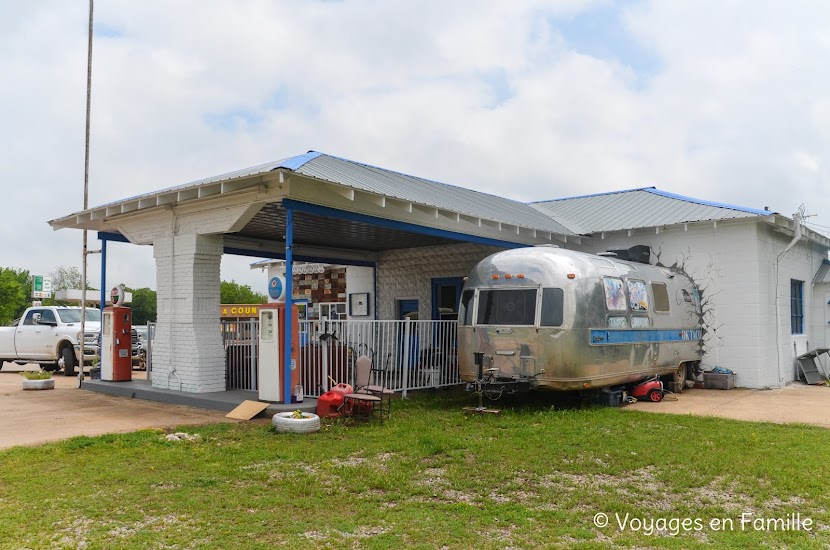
397,299,419,320
431,277,465,320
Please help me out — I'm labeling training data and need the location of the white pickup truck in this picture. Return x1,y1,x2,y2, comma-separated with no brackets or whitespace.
0,306,102,375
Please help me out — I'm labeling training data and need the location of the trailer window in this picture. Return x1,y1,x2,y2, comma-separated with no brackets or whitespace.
459,290,475,326
631,316,650,328
627,280,648,311
652,283,670,312
608,316,627,328
603,277,627,311
540,288,564,326
476,289,537,326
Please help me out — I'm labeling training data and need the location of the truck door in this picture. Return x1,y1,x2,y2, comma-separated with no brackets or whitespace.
15,309,55,360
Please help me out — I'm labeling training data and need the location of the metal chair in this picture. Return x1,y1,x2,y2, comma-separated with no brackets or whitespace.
354,353,393,422
341,355,383,423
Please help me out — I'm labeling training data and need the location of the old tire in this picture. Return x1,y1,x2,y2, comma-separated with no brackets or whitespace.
61,345,77,376
272,412,321,434
22,378,55,390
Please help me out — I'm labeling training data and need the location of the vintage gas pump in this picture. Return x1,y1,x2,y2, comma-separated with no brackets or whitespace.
101,284,132,382
258,303,300,402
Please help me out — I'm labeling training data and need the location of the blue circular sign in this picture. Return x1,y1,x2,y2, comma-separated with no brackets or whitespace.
268,276,284,300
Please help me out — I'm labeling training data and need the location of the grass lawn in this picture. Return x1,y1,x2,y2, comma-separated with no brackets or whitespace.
1,390,829,549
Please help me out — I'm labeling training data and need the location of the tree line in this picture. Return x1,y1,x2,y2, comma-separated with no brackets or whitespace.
0,265,267,326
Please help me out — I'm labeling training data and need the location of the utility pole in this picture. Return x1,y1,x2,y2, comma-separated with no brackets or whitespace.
78,0,94,385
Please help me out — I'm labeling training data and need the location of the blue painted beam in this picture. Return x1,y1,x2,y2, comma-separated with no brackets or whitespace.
100,240,108,310
97,231,130,243
283,206,294,404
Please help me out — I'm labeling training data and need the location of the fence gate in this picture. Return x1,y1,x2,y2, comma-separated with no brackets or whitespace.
222,319,259,391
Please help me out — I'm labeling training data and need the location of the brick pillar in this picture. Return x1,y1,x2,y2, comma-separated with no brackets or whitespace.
152,233,225,393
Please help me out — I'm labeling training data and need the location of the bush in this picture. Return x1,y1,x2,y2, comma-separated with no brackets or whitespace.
19,370,53,380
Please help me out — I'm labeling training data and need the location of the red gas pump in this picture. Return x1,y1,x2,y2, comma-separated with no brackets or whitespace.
258,303,300,402
101,284,132,382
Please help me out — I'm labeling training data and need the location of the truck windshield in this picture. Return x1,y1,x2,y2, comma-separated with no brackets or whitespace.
476,289,537,326
56,309,102,323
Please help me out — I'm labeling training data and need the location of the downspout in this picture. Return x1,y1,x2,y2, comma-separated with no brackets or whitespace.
774,212,802,385
167,209,182,391
373,263,378,319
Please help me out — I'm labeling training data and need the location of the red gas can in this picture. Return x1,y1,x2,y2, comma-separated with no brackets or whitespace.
316,391,345,418
330,383,353,397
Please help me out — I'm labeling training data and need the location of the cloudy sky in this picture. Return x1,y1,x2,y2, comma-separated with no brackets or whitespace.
3,0,830,294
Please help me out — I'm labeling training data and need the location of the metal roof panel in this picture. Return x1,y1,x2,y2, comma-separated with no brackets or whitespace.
531,188,769,233
294,153,574,235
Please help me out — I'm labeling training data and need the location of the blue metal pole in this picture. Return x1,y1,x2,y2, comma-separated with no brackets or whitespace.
284,206,294,404
100,238,107,309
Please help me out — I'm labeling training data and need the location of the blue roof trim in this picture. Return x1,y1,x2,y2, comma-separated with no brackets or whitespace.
281,199,527,249
223,247,376,267
643,188,772,216
278,151,322,171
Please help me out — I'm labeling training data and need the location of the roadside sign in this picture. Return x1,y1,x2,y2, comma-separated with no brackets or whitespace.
32,275,52,299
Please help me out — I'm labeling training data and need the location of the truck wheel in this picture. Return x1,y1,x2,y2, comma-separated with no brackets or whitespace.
62,346,77,376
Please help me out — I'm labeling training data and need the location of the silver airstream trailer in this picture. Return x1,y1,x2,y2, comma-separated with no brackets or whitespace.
458,246,702,396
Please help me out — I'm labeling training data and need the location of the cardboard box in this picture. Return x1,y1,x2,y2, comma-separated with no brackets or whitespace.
703,372,735,390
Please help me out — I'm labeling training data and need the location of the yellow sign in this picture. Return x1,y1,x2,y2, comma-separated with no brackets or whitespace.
220,304,264,318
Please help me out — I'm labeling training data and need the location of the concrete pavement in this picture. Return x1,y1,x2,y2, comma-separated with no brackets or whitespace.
626,382,830,428
0,365,233,450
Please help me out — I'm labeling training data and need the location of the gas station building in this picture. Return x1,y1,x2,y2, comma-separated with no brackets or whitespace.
49,152,575,400
49,151,829,395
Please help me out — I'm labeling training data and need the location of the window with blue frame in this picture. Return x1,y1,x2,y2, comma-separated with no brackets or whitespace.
791,279,804,334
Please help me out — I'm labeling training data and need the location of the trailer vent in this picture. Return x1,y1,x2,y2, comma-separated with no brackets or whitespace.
604,245,651,265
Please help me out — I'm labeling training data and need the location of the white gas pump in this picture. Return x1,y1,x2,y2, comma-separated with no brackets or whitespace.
258,307,281,401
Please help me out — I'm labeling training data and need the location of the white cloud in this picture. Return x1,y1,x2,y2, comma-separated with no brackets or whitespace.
2,0,829,293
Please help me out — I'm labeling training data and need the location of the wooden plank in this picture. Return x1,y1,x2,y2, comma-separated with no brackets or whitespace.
225,400,269,420
462,407,501,415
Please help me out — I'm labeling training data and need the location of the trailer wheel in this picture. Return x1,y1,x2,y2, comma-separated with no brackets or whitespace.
671,364,687,394
61,345,76,376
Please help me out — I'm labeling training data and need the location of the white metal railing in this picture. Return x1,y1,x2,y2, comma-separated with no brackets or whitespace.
299,319,459,397
214,318,460,396
221,319,258,391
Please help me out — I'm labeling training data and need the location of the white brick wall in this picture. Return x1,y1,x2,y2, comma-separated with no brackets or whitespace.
577,220,830,388
376,243,503,320
152,233,225,393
